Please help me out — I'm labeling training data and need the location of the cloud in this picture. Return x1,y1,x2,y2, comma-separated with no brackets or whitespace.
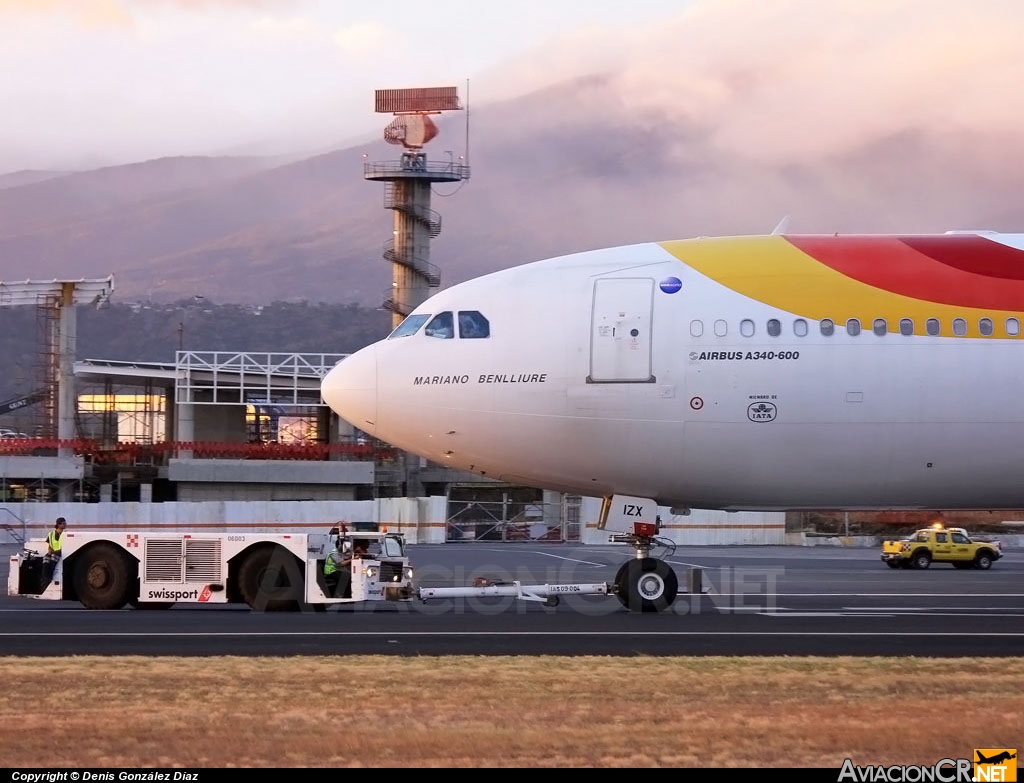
332,21,392,57
0,0,289,28
0,0,131,27
2,0,1022,187
482,0,1024,168
0,2,360,171
455,0,1024,239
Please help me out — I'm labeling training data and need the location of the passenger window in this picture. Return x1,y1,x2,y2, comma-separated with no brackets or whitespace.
926,318,941,336
458,311,490,339
899,318,914,336
424,311,454,339
872,318,887,336
793,319,808,337
952,532,969,544
979,317,993,337
690,320,703,337
820,318,834,337
714,319,727,337
846,318,861,336
935,532,948,543
1006,317,1020,337
952,318,967,337
766,319,781,337
388,313,431,339
740,319,755,337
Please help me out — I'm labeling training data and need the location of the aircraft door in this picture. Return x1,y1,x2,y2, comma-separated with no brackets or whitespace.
588,278,655,383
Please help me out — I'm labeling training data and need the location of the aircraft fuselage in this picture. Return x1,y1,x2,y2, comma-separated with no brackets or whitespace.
322,232,1024,510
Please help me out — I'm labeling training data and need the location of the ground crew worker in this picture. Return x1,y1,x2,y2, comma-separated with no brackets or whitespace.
323,536,352,598
47,517,66,555
43,517,67,585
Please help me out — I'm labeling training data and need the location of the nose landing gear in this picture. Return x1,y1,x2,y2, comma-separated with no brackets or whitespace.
609,532,679,613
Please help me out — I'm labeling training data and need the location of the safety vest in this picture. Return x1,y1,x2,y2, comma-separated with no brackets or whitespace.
46,529,63,555
323,549,344,576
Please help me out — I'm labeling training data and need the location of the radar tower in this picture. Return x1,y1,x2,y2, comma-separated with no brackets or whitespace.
364,86,470,328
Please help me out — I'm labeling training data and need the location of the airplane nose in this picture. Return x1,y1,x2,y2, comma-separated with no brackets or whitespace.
321,345,378,434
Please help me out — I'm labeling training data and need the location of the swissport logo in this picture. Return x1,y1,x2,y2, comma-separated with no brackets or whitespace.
146,588,200,602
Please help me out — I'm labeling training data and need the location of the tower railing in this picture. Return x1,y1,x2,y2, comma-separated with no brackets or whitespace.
382,184,442,236
364,160,470,181
382,240,441,287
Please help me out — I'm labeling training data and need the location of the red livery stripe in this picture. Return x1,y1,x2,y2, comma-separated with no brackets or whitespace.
785,235,1024,309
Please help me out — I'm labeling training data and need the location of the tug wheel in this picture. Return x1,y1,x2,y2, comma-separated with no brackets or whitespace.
238,544,304,611
73,542,131,610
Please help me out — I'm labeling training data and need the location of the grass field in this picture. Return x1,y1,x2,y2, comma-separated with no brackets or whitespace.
1,656,1022,768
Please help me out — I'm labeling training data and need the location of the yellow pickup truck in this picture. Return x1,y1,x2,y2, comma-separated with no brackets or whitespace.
881,526,1003,570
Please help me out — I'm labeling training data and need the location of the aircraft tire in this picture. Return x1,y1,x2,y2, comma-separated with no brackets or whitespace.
73,542,131,610
614,558,678,613
238,544,303,612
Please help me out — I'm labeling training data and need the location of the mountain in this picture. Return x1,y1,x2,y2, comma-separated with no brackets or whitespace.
0,73,1022,308
0,170,70,190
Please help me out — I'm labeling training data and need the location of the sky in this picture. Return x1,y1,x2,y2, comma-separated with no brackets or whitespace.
0,0,690,172
1,0,1022,179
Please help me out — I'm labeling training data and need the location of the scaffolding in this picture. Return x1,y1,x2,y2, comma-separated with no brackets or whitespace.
33,296,57,438
0,277,114,443
174,351,346,406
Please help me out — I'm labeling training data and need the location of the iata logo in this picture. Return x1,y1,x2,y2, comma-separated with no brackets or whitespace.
747,402,777,422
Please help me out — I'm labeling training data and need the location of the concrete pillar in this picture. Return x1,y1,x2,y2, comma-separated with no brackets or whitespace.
176,403,195,459
403,452,424,498
390,175,436,329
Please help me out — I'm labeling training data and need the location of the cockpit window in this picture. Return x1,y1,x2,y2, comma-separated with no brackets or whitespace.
388,313,430,339
424,311,454,339
458,311,490,339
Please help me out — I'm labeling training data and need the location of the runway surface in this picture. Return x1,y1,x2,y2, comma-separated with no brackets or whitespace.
2,543,1022,656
